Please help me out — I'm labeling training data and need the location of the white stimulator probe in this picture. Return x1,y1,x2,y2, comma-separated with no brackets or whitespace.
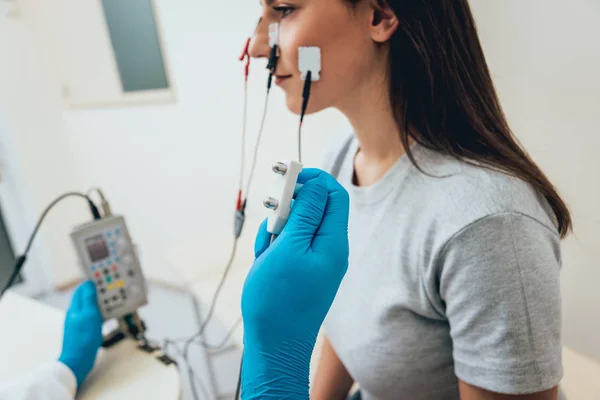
264,160,303,235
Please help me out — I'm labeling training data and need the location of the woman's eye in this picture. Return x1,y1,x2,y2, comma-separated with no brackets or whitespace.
272,5,295,18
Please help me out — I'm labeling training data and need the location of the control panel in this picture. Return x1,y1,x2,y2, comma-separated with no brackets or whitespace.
70,215,147,321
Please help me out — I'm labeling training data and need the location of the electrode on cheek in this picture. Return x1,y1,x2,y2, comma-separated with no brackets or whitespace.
298,47,321,81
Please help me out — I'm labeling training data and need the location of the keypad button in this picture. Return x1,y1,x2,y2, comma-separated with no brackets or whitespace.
95,272,101,278
112,249,117,256
90,265,95,271
112,295,118,301
122,295,127,301
116,280,124,288
128,270,135,277
96,280,103,286
100,288,106,294
108,283,115,290
112,265,118,272
115,256,121,263
115,273,120,279
106,232,113,238
106,276,112,283
115,228,121,235
104,299,109,305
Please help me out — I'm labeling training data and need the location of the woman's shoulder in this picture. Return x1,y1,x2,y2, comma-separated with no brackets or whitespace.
410,146,559,238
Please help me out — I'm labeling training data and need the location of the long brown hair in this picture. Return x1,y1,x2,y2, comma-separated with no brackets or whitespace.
348,0,572,237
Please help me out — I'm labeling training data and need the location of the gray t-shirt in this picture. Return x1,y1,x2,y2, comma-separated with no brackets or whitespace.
322,133,563,400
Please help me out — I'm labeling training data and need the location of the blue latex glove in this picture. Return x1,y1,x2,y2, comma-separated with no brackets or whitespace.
241,168,350,399
58,281,103,388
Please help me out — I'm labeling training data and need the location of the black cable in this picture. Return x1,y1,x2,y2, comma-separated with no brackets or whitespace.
0,192,100,297
267,44,279,78
234,355,243,399
299,70,313,164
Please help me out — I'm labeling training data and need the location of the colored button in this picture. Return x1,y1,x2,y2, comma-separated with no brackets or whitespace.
106,232,113,238
112,249,117,256
95,272,101,278
108,283,115,290
90,265,96,271
128,270,135,277
98,262,104,268
115,228,121,235
109,241,116,247
96,280,103,286
104,299,109,305
106,276,112,283
115,273,120,279
112,265,118,271
115,256,121,263
116,280,124,288
112,295,118,301
100,288,106,294
104,269,110,275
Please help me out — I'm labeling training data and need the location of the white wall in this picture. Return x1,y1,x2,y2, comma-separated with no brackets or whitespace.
1,0,599,361
471,0,600,360
0,11,89,290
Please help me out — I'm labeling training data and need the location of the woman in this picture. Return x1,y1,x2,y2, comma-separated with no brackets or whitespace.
249,1,569,399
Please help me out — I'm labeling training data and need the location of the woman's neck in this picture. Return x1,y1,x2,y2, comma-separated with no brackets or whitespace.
335,73,405,186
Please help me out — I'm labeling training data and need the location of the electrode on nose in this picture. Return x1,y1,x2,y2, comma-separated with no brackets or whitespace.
263,197,280,210
272,162,288,175
269,23,279,48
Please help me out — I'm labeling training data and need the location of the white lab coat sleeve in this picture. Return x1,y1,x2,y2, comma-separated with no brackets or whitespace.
0,362,77,400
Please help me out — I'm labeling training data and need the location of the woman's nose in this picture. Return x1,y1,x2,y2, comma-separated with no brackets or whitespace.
248,19,271,59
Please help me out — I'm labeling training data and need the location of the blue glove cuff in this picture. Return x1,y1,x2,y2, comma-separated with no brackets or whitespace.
241,343,312,400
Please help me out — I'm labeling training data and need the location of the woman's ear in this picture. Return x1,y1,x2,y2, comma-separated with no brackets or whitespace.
370,1,399,42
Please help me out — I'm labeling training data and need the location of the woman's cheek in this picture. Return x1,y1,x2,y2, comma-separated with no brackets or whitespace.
279,27,300,66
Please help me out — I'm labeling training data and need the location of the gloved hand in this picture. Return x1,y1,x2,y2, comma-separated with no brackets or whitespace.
241,168,350,399
58,281,103,388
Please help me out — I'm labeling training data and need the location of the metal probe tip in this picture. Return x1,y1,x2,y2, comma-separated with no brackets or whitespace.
271,162,288,175
263,197,279,210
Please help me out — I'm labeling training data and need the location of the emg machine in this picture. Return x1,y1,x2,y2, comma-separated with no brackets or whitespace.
70,212,161,353
70,215,147,321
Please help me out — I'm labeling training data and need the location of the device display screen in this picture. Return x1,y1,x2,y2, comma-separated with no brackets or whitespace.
86,235,109,262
